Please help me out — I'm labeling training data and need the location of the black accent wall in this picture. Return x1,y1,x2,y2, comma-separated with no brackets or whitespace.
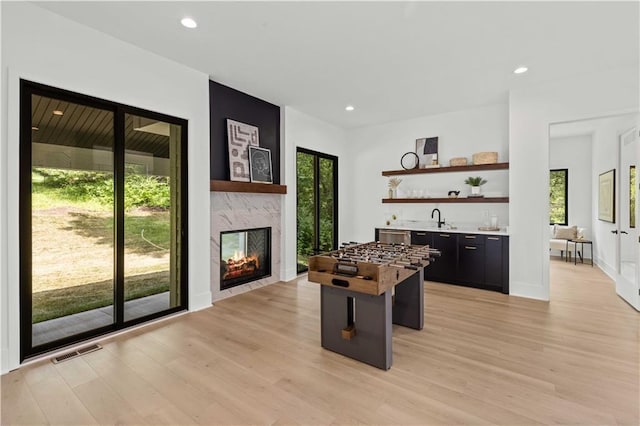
209,81,281,184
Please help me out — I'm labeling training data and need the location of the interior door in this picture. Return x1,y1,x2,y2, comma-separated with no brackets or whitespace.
616,127,639,310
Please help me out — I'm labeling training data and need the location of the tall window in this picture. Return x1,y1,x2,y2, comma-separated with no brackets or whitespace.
550,169,568,225
296,148,338,273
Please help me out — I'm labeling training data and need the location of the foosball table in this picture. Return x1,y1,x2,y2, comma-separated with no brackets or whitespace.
308,241,440,370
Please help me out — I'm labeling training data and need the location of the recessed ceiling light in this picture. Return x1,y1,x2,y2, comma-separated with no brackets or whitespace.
513,66,528,74
181,17,197,29
52,110,64,116
345,105,355,111
31,126,39,131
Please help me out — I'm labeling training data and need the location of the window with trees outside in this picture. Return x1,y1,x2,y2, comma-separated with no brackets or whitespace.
550,169,568,225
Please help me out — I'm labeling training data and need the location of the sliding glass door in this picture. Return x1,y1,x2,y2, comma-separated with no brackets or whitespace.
20,81,188,359
296,148,338,273
123,113,184,321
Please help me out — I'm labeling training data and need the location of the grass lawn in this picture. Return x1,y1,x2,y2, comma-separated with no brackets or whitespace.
31,169,174,323
33,271,170,323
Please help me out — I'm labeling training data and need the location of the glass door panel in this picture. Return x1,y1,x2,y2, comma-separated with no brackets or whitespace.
296,148,338,273
22,81,188,360
296,151,315,273
29,94,115,347
318,157,336,252
123,114,182,321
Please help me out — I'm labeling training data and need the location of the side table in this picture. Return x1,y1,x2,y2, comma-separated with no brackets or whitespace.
570,239,593,266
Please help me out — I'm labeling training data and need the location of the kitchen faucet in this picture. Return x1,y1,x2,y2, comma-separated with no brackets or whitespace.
431,208,445,228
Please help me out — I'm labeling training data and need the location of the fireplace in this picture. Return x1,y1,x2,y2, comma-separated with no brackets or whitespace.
220,227,271,290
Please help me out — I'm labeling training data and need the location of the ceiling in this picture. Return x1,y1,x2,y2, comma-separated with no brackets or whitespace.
32,94,171,158
34,1,639,129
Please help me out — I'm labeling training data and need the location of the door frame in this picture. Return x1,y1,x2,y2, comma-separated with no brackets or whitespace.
615,126,640,310
19,80,189,360
296,147,338,273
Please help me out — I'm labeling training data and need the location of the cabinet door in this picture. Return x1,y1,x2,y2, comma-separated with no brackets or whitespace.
458,243,486,285
485,236,503,289
426,232,457,282
411,231,430,246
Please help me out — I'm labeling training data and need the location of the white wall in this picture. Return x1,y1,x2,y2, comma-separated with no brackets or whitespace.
549,134,593,246
509,66,639,301
345,103,509,242
282,107,348,282
591,115,638,277
1,2,212,373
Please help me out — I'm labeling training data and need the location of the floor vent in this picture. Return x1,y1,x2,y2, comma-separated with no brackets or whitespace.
52,344,102,364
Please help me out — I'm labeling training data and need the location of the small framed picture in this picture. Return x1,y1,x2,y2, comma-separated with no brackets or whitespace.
416,137,439,168
248,146,273,184
598,169,615,223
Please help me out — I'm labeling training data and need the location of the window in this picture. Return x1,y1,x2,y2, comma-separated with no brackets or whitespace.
296,148,338,273
550,169,568,225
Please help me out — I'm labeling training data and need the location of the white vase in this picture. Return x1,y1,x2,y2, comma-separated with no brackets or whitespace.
471,186,481,195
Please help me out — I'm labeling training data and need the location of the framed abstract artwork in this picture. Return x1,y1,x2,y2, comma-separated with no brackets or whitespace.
415,137,439,168
227,119,259,182
598,169,615,223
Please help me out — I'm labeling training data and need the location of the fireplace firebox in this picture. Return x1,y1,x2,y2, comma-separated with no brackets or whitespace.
220,227,271,290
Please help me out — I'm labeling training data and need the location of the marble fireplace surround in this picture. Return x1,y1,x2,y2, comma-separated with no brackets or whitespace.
211,192,281,301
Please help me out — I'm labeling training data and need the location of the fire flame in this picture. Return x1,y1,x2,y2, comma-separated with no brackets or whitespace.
232,250,245,261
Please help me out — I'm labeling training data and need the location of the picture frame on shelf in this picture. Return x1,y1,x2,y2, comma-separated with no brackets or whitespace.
227,119,259,182
416,137,439,168
249,146,273,184
598,169,615,223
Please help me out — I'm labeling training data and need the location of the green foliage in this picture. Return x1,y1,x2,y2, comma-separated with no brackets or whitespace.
464,176,487,186
296,153,336,268
297,153,315,262
33,167,170,211
32,271,169,323
124,173,170,210
550,170,567,224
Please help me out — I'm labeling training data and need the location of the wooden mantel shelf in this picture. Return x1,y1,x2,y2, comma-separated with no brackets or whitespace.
210,180,287,194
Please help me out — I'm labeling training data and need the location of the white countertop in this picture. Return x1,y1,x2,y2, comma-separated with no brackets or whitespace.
378,220,509,236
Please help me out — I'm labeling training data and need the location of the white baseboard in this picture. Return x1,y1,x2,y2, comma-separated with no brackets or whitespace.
594,256,616,281
1,348,9,375
508,281,549,301
190,291,213,311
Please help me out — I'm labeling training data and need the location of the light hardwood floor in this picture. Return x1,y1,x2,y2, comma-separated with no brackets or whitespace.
2,260,638,425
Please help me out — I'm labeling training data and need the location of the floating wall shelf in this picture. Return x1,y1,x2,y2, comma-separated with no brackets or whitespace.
382,162,509,176
210,180,287,194
382,197,509,204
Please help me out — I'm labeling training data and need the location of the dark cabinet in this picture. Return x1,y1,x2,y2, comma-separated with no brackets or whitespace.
457,235,486,286
425,232,457,283
374,228,509,293
485,236,509,293
410,231,430,246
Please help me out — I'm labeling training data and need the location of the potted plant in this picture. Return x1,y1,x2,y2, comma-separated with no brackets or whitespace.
464,176,487,196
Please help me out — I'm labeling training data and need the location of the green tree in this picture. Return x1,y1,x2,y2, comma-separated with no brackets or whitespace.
550,170,567,224
296,153,336,270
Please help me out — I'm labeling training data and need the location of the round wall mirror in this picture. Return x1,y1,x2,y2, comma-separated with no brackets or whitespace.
401,152,419,170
